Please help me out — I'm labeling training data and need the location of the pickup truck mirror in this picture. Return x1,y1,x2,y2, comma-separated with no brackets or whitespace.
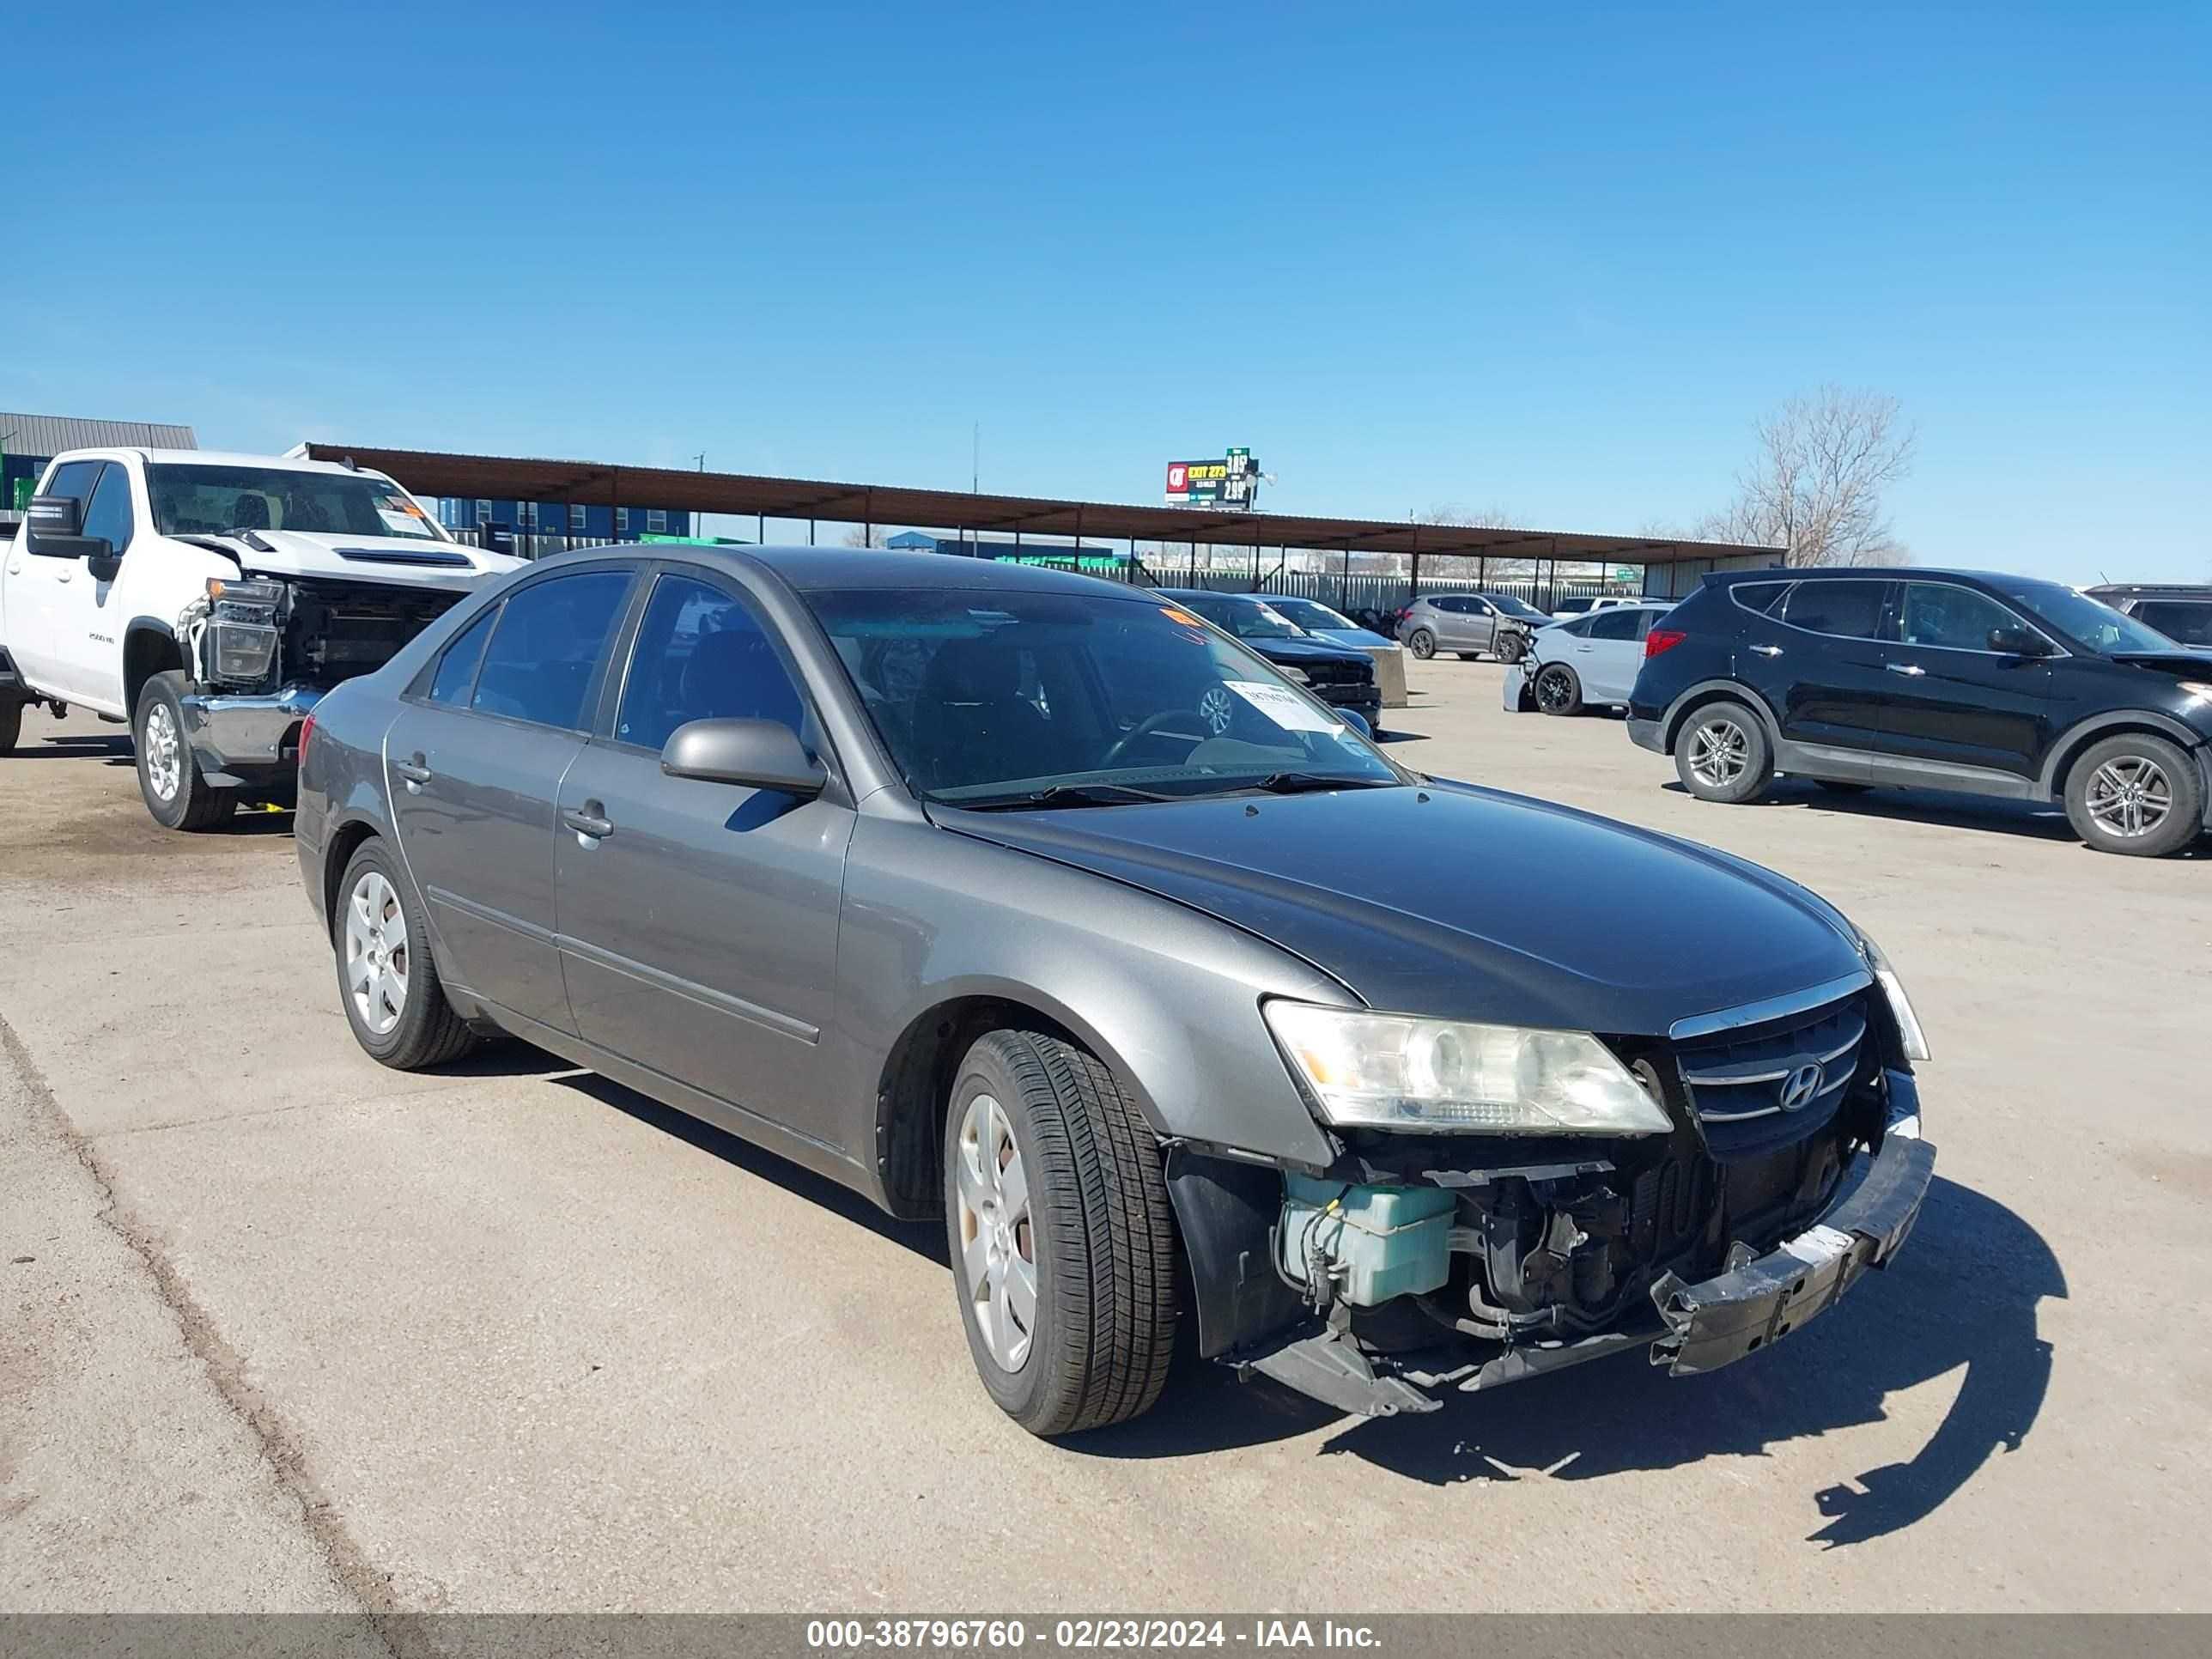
86,548,123,583
24,494,94,558
1988,624,2052,658
661,717,826,797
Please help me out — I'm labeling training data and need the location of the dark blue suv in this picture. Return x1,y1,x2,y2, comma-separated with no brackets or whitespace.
1627,568,2212,857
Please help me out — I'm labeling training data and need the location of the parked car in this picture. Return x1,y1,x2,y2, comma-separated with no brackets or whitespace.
1257,593,1397,651
0,447,518,825
1506,601,1676,715
1154,588,1382,728
1549,593,1659,623
300,547,1936,1437
2083,583,2212,648
1396,592,1557,663
1629,568,2212,857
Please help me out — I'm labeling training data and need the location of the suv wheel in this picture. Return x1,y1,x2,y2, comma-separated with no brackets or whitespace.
943,1030,1177,1437
1674,702,1774,804
134,671,234,830
2064,733,2204,857
1407,628,1436,660
1534,664,1583,715
1496,634,1528,665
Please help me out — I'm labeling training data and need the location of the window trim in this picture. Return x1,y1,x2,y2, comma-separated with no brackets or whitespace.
1894,579,2071,659
1761,577,1900,645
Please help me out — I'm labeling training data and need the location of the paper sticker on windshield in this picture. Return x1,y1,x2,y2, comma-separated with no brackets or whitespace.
376,509,425,536
1223,679,1338,732
1159,605,1204,627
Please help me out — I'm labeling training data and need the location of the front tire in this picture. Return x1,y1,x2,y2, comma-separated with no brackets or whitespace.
332,838,478,1068
134,671,234,830
943,1030,1178,1437
1534,664,1583,715
1407,629,1436,660
1674,701,1774,804
2064,732,2203,857
0,697,21,756
1496,634,1528,665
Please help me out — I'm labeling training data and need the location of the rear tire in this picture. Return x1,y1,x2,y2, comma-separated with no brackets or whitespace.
2063,732,2203,857
1534,664,1583,716
332,838,479,1068
1674,701,1774,804
1407,629,1436,660
943,1030,1178,1437
134,672,234,830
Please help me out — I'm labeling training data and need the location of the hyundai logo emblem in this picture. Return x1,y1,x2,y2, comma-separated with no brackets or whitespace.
1778,1060,1825,1112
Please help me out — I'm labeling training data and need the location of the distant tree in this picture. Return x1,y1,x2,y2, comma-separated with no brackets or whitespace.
840,525,892,549
1702,386,1916,567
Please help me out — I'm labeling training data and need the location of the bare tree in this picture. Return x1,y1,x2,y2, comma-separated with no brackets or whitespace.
1703,386,1916,567
840,524,892,549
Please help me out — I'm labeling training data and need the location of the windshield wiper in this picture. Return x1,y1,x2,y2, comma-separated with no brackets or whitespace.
1243,771,1400,796
951,781,1182,811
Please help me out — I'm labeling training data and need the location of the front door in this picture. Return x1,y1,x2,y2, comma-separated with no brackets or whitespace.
1737,578,1899,773
554,568,855,1141
386,564,636,1034
54,461,140,708
1875,580,2057,783
2,459,101,698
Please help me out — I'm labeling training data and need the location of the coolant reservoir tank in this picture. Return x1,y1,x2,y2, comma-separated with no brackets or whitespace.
1277,1175,1456,1306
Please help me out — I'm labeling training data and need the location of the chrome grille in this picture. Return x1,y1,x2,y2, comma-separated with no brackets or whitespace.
1672,990,1869,1158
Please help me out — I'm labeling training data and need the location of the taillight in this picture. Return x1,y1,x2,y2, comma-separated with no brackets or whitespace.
1644,628,1686,659
296,714,315,770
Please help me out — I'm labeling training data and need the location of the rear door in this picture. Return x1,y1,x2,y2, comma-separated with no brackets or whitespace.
553,566,856,1143
1576,605,1649,702
385,563,637,1034
3,459,101,696
1735,578,1899,771
1875,580,2058,782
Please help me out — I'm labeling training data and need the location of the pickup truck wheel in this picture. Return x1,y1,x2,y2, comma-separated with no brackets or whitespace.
2064,733,2204,858
134,672,234,830
333,839,477,1068
943,1030,1178,1437
0,697,21,756
1534,664,1583,715
1674,701,1775,804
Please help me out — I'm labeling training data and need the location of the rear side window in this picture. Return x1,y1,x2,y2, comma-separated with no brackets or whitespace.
615,574,805,751
428,606,496,705
2135,600,2212,647
470,570,633,729
1782,580,1892,641
1732,581,1790,615
1587,608,1642,641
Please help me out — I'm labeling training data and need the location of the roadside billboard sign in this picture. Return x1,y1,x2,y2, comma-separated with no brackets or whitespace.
1165,447,1261,507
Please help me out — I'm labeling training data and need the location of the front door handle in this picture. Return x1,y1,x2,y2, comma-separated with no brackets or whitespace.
1885,662,1926,677
1748,644,1783,658
562,804,614,840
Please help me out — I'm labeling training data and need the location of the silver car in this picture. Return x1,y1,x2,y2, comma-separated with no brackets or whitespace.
1396,591,1556,662
295,547,1936,1437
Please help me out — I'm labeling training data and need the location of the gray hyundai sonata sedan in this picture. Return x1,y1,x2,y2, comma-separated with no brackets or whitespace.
296,546,1936,1437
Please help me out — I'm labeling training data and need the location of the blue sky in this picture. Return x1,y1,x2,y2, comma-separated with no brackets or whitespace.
9,2,2207,579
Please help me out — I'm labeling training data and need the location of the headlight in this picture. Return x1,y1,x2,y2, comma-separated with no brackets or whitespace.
1281,666,1313,685
207,576,287,626
1263,1000,1672,1135
1856,931,1931,1062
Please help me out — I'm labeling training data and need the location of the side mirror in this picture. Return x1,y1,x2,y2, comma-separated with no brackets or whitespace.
1337,708,1373,738
660,717,826,796
1988,624,2052,658
24,494,92,558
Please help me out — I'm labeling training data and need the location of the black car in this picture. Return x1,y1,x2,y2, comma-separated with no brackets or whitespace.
1156,588,1384,728
1627,568,2212,857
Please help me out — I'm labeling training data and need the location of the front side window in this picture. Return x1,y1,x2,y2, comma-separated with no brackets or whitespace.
811,587,1401,803
1781,580,1892,641
80,463,137,553
146,464,447,542
1898,583,2028,652
616,574,805,752
428,606,496,705
2132,600,2212,647
1996,579,2172,655
469,569,633,729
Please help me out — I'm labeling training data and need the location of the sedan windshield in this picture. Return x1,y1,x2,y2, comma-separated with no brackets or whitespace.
148,464,447,542
1267,597,1358,631
809,587,1402,805
1998,578,2179,654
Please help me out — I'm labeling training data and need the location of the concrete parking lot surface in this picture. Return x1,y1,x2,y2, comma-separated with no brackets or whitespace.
4,663,2208,1613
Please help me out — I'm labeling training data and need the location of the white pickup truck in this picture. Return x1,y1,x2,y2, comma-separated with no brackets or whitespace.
1,448,520,828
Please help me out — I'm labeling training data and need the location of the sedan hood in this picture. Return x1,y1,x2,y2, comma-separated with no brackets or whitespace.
192,529,523,592
1251,636,1376,666
939,782,1867,1035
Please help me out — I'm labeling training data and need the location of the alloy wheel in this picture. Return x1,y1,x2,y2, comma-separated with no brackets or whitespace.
344,871,411,1036
1688,718,1751,788
1199,685,1235,735
954,1091,1036,1373
142,702,182,801
1536,668,1574,711
2085,754,2172,839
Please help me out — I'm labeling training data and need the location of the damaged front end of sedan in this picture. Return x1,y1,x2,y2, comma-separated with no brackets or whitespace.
1169,963,1936,1419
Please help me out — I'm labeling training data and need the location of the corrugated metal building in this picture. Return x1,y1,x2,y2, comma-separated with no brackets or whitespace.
2,410,198,528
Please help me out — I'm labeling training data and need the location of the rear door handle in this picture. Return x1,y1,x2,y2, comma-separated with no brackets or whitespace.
562,804,614,840
1885,662,1926,677
392,755,432,791
1748,644,1783,658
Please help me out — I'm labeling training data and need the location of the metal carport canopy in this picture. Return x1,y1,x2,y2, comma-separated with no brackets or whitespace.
300,443,1780,566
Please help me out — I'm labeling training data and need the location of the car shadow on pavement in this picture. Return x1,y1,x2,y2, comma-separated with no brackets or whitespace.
1080,1177,2063,1548
1665,777,2096,845
9,732,134,761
